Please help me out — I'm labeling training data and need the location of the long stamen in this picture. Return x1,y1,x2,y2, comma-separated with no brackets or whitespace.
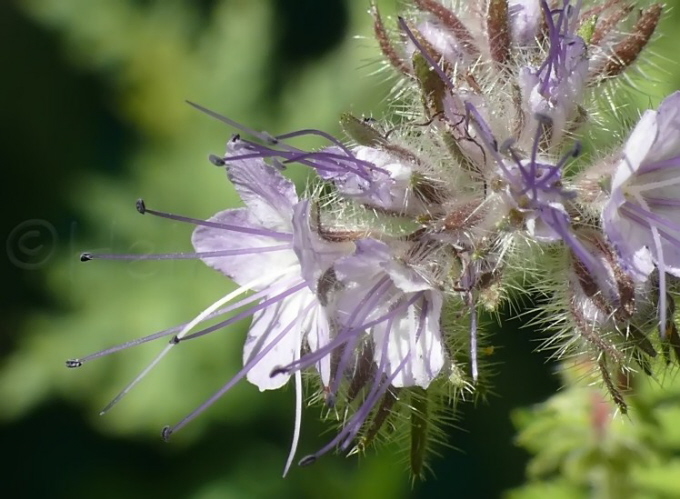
181,280,307,342
99,267,297,414
271,291,421,380
631,194,671,338
80,245,292,262
299,329,412,465
465,102,518,181
470,295,479,382
163,301,317,440
136,199,293,241
187,101,297,151
283,322,304,478
275,128,354,157
328,278,394,399
65,290,267,367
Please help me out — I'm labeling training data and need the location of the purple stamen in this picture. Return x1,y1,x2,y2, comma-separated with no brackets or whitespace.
163,301,318,440
188,102,378,183
541,205,601,278
637,155,680,176
299,328,412,465
271,291,422,380
622,202,680,236
275,128,355,158
136,199,293,241
80,245,292,262
187,101,297,151
469,296,479,382
234,137,383,181
272,277,393,381
329,291,424,399
538,1,577,96
181,280,308,342
64,292,267,367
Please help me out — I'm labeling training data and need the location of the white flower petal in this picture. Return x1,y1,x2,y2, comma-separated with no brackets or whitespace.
243,287,315,391
192,208,298,289
372,293,444,388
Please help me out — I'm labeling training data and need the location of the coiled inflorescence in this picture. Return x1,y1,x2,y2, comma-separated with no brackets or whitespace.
70,0,677,477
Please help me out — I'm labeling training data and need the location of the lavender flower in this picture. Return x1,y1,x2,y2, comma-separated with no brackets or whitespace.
602,91,680,336
192,138,354,391
311,144,428,215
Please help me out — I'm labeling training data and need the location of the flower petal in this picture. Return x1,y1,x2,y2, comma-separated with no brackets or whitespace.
243,285,314,390
613,109,657,189
225,141,298,231
372,292,444,388
192,208,297,288
645,91,680,165
291,200,355,291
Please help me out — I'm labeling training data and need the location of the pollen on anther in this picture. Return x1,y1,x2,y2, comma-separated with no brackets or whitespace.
65,359,83,368
80,253,93,262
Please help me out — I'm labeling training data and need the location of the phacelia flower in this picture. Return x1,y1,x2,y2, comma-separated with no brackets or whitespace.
602,91,680,336
70,0,673,477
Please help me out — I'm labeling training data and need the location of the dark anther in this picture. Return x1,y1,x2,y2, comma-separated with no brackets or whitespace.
65,359,83,368
79,253,92,262
161,426,173,442
572,142,583,158
262,132,279,145
136,199,147,214
271,159,287,171
208,154,225,167
230,133,241,143
169,335,180,345
534,112,553,126
270,366,289,378
298,455,317,467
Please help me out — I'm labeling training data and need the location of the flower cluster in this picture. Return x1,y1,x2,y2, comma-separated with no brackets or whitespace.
70,0,679,476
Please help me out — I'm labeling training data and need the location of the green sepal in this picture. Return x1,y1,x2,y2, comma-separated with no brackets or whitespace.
340,113,387,147
412,52,446,118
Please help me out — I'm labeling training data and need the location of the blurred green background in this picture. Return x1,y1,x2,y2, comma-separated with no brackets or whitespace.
2,1,680,498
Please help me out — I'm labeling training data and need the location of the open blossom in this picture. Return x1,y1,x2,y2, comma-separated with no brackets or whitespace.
192,137,354,391
311,144,428,215
603,92,680,281
332,239,446,388
70,0,673,475
602,91,680,336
